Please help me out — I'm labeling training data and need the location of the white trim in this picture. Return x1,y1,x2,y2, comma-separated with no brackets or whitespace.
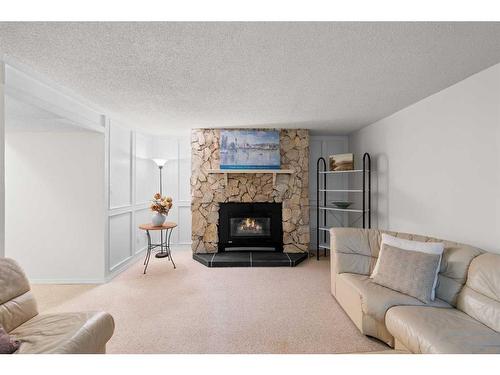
108,206,134,216
310,135,349,142
4,86,104,134
108,240,142,273
104,118,111,275
135,200,152,206
131,131,137,259
3,62,105,133
30,278,107,285
2,55,107,119
106,250,144,281
108,203,132,212
30,247,148,285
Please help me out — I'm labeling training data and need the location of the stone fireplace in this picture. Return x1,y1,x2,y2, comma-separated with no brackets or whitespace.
191,128,309,253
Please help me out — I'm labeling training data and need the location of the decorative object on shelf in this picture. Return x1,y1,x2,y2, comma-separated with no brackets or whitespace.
315,153,371,261
150,193,173,226
329,153,354,171
331,201,353,209
219,129,280,170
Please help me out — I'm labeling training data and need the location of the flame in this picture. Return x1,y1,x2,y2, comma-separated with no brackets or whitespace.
240,218,262,231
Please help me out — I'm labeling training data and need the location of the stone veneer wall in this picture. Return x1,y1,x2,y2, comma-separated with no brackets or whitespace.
191,129,310,253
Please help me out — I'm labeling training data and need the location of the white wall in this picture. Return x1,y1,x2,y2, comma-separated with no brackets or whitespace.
5,130,106,282
309,136,349,249
106,121,191,276
349,63,500,253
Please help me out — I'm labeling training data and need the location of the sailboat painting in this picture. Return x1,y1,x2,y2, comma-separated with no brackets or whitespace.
219,130,280,170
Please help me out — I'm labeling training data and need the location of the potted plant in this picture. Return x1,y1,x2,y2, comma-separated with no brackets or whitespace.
150,193,173,226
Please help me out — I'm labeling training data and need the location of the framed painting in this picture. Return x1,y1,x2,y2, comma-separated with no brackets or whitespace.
219,129,280,169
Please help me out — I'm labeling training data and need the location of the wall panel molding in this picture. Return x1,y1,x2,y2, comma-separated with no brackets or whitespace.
105,123,191,277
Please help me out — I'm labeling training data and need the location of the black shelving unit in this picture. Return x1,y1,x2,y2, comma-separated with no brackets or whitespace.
315,153,371,260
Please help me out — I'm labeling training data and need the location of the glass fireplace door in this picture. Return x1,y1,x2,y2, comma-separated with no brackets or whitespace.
229,217,271,238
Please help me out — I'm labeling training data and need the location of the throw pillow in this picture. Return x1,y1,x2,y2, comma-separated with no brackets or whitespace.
372,244,441,303
0,326,20,354
371,233,444,300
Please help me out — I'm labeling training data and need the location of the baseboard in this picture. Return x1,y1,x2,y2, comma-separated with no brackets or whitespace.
30,244,191,285
30,278,106,285
106,248,147,282
106,244,191,281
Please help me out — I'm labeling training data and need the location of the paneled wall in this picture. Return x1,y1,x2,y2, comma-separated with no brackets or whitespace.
107,122,191,275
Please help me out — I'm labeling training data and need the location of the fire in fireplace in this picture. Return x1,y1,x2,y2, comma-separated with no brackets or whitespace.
230,217,270,237
219,202,282,252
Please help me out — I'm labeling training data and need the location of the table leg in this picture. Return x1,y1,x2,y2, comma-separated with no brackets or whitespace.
143,230,152,274
167,227,176,269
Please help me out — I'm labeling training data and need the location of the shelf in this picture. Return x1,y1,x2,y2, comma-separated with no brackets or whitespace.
318,189,363,193
319,169,369,174
316,153,371,261
207,168,294,185
318,206,369,213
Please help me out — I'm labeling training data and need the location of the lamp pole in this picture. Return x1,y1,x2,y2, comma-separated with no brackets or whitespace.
152,158,169,259
159,165,163,195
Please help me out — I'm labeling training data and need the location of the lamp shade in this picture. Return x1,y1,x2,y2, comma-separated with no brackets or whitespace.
152,158,167,167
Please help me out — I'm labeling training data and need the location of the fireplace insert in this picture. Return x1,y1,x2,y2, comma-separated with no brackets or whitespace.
218,202,283,252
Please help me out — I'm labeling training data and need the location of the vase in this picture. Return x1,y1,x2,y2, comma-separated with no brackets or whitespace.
152,212,166,226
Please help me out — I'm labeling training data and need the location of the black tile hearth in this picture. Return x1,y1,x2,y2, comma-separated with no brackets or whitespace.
193,251,308,267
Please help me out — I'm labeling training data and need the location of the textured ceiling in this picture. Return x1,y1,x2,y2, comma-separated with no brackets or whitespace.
1,22,500,135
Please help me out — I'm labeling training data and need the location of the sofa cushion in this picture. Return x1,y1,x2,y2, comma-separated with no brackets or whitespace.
337,273,450,323
457,253,500,332
372,244,441,303
10,312,115,354
386,305,500,353
373,234,444,300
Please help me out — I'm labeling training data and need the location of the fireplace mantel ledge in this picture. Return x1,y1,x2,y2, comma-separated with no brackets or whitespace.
207,168,294,185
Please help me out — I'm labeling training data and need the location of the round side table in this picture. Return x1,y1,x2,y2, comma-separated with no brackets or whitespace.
139,222,177,274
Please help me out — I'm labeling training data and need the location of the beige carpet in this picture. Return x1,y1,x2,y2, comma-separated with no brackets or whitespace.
31,249,388,354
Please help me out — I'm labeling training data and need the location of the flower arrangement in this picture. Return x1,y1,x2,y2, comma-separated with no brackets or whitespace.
150,193,173,215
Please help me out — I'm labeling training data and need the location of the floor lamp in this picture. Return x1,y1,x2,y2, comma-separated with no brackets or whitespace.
152,158,168,258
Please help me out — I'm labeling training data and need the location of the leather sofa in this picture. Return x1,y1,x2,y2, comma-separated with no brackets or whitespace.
330,228,500,354
0,258,115,354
